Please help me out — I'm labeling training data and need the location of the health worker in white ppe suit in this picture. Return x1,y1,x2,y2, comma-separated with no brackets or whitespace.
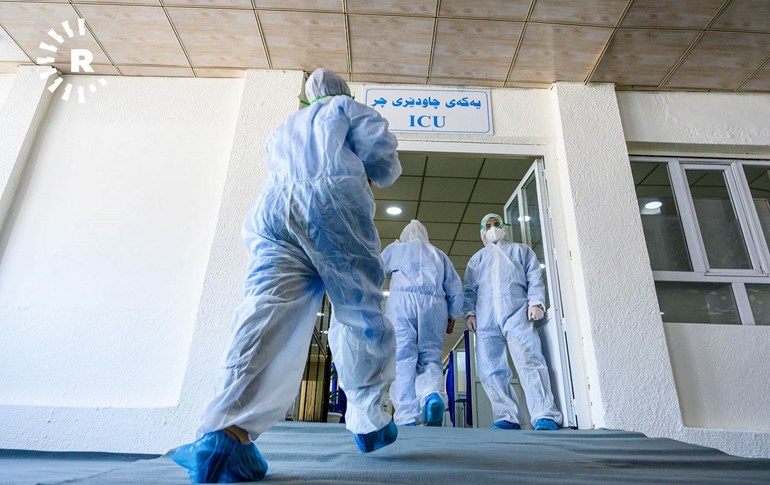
381,220,463,427
463,213,562,431
171,68,402,483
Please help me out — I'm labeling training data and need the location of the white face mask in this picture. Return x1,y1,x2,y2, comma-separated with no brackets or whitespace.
486,226,505,243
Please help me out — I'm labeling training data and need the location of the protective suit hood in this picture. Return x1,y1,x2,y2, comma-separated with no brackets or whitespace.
399,220,430,243
305,68,351,103
480,213,511,247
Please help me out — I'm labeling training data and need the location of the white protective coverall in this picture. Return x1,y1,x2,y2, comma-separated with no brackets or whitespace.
198,68,402,438
463,214,563,427
381,220,463,425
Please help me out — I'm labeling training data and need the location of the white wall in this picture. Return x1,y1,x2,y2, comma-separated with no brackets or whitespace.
0,73,15,112
665,323,770,432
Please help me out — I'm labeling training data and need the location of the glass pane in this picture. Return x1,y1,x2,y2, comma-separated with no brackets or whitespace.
507,196,523,243
741,165,770,254
523,177,549,309
746,284,770,325
686,169,752,269
655,281,740,324
630,162,692,271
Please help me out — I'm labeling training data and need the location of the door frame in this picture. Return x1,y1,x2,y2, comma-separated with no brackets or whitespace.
397,140,586,428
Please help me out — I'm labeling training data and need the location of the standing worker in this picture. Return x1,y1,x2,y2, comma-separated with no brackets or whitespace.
171,68,402,483
381,220,463,427
463,213,562,431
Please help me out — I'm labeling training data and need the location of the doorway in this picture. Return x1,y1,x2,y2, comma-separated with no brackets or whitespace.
373,145,576,428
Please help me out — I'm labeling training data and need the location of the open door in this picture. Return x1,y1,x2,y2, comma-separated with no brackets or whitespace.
504,159,577,427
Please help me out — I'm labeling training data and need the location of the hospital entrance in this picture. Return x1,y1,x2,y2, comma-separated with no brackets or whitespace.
366,148,577,429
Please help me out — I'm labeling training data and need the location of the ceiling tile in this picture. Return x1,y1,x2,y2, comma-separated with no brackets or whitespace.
421,222,459,239
167,8,267,68
449,240,483,256
425,154,483,177
375,200,418,221
254,0,343,11
420,177,475,202
428,77,504,87
510,23,612,83
449,254,471,269
456,222,481,241
351,73,427,84
118,65,194,76
0,25,29,62
740,61,770,91
0,2,110,65
417,201,466,223
375,220,410,239
194,68,245,78
478,157,532,180
471,179,518,203
349,15,433,77
372,175,422,201
398,152,427,176
77,5,188,66
439,0,530,20
592,29,699,86
163,0,252,7
463,203,502,223
347,0,437,16
75,0,160,4
431,239,452,253
665,32,770,90
257,10,346,72
431,18,522,80
621,0,724,29
530,0,628,27
711,0,770,33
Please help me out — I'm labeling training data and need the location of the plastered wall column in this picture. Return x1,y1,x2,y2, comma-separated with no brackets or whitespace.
549,83,682,434
0,66,52,231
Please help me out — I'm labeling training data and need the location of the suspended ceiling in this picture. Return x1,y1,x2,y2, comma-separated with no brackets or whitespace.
0,0,769,92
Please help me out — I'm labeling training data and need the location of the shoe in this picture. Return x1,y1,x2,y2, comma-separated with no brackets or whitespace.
424,393,445,427
354,420,398,453
491,420,521,430
534,418,559,430
170,430,268,483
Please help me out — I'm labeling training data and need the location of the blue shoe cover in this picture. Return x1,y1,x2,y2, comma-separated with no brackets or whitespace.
402,422,418,426
491,420,521,430
424,393,445,427
534,418,559,431
171,430,268,483
354,420,398,453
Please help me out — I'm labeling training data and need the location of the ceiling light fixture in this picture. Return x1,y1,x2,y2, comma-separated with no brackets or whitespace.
386,206,402,215
645,201,663,210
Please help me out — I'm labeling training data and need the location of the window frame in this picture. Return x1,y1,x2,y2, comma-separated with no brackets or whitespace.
632,155,770,326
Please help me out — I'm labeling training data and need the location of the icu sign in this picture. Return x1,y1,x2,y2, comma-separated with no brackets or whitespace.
365,88,493,135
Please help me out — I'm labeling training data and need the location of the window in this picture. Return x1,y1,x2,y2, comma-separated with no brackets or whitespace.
631,157,770,325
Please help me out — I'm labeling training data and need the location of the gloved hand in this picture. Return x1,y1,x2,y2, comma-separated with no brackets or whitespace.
528,305,544,321
446,318,455,334
465,315,477,332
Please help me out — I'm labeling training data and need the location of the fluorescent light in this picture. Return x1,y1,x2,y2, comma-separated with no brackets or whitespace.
383,290,391,297
645,201,663,210
386,206,402,215
518,216,531,222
